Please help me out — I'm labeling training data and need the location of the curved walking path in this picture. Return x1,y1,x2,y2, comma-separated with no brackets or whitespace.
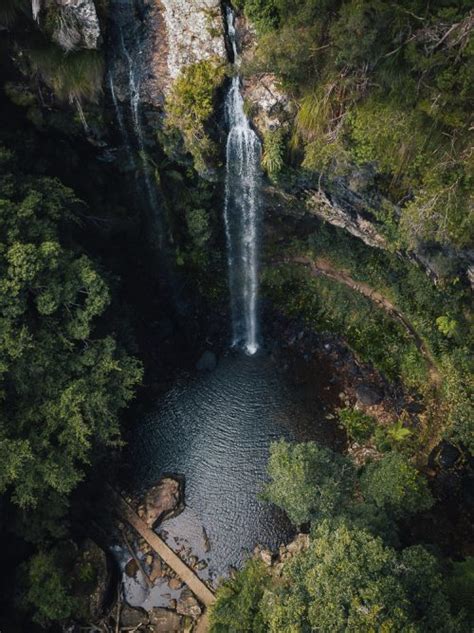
284,256,441,383
111,487,216,609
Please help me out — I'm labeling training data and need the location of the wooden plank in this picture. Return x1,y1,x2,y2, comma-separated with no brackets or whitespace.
112,488,216,608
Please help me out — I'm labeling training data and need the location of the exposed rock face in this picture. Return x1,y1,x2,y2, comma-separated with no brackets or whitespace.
143,476,184,528
47,0,101,51
145,0,227,101
243,73,292,135
307,187,388,251
238,16,292,134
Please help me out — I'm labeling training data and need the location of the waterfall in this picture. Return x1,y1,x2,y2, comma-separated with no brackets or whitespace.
108,4,165,250
73,97,91,136
224,7,262,356
32,0,41,22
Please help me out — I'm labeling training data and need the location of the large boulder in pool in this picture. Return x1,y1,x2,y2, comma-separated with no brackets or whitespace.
196,350,217,371
143,477,184,528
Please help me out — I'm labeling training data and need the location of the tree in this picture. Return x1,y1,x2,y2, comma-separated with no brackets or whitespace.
360,452,434,519
209,559,269,633
0,151,143,510
264,522,464,632
262,440,355,525
211,522,466,632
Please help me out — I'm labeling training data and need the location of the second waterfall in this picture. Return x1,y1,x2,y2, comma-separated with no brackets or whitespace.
224,7,262,356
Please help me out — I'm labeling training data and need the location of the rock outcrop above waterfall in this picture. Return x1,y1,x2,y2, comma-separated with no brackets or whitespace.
145,0,227,101
44,0,101,51
236,16,292,135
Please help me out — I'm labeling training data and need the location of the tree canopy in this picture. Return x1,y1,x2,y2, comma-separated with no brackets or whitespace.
0,147,142,509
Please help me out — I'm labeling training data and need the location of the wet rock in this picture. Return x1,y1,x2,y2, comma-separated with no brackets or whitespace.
169,577,183,590
125,558,139,578
356,384,383,406
176,588,202,618
150,558,163,583
196,350,217,371
149,607,182,632
143,477,184,528
286,534,310,556
120,605,149,628
260,549,274,566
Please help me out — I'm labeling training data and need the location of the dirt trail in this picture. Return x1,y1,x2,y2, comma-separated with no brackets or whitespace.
287,256,441,384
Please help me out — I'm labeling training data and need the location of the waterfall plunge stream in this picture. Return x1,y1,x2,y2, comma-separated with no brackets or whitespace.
108,1,165,252
224,8,262,356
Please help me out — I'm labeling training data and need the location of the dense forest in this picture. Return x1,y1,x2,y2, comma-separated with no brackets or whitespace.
0,0,472,631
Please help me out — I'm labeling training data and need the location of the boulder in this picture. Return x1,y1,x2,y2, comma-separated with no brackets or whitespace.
435,441,461,469
176,588,202,619
260,549,274,566
168,577,183,590
196,350,217,371
73,539,112,621
149,607,182,632
120,605,149,628
48,0,101,51
355,384,383,406
143,477,184,528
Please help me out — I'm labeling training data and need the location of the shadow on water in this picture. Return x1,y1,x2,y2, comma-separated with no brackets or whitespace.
124,349,335,579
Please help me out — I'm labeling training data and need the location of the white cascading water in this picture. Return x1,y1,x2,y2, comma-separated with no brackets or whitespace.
224,7,262,356
32,0,41,21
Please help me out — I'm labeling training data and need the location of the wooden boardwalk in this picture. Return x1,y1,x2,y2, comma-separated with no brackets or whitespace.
112,488,216,609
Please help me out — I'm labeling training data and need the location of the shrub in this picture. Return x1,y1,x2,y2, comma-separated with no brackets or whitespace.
166,59,227,173
24,43,104,102
262,128,285,181
338,407,376,443
263,440,355,525
360,452,434,518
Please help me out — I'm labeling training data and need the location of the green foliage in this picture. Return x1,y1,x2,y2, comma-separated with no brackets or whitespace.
446,557,474,621
244,0,474,249
236,0,280,33
265,222,472,446
212,521,464,632
209,559,269,633
24,43,104,102
440,350,474,453
339,407,376,443
166,59,227,173
22,545,77,625
360,452,434,519
263,440,355,525
186,207,211,250
262,128,285,181
0,153,143,509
